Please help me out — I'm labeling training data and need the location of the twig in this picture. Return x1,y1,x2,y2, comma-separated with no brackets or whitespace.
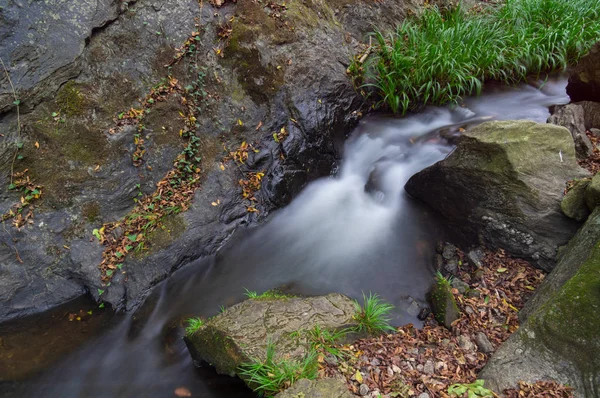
0,57,21,185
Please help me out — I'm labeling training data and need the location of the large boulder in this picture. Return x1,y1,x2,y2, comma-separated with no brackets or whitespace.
405,120,589,271
184,293,357,378
275,378,354,398
561,179,591,222
480,208,600,397
567,42,600,102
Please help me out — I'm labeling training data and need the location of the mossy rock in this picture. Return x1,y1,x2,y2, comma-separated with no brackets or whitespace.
184,293,357,378
428,276,460,329
481,208,600,396
561,179,591,221
584,173,600,211
275,378,354,398
406,120,590,271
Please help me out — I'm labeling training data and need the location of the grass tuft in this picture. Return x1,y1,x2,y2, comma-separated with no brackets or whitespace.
353,292,396,334
238,341,318,397
243,288,296,300
306,325,350,360
185,317,204,336
353,0,600,113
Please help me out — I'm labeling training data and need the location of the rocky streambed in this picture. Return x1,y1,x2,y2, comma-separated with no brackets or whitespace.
1,0,600,397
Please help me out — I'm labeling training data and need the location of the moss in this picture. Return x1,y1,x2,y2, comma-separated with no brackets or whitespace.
56,81,86,117
81,201,101,223
531,242,600,378
428,273,460,328
141,214,186,255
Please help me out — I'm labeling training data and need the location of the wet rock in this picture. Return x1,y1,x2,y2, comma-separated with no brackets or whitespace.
359,384,370,396
548,104,593,159
444,260,459,276
405,120,589,271
428,275,460,329
441,243,457,260
275,378,354,398
561,179,591,221
567,42,600,102
584,173,600,210
417,307,431,321
474,332,494,354
0,0,416,322
481,208,600,396
184,293,357,380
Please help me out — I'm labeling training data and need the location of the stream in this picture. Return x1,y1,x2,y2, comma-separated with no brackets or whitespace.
0,78,569,397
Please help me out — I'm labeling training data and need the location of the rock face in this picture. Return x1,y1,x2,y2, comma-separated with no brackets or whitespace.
184,293,357,377
405,120,589,271
567,42,600,102
480,208,600,397
548,104,593,159
275,378,354,398
0,0,422,322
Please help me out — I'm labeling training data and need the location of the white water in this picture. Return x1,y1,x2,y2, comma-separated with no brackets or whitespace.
28,78,569,397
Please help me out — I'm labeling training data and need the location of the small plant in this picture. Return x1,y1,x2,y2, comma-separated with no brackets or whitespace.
353,292,396,334
448,380,495,397
306,325,349,359
185,317,204,335
436,271,454,287
244,288,295,300
238,341,318,397
219,305,226,313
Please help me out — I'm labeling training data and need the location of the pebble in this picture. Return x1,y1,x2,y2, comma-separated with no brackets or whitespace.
442,243,457,260
386,367,394,377
417,307,431,321
370,358,381,366
423,360,435,375
359,384,369,396
458,334,476,351
474,331,495,353
467,248,485,268
418,393,430,398
451,278,470,294
392,364,402,373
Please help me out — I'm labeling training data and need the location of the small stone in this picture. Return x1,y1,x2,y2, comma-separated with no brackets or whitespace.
325,354,338,366
370,358,381,366
392,365,402,373
416,364,424,372
473,269,485,280
359,384,369,396
465,306,475,315
474,332,495,353
435,254,444,271
406,298,421,316
444,260,458,275
418,393,430,398
386,367,394,376
450,278,469,294
467,248,485,268
591,128,600,137
458,334,476,351
442,243,457,260
407,348,419,356
466,290,481,298
423,360,435,375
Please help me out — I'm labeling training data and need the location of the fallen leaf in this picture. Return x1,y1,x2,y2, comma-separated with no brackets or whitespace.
34,141,40,149
174,387,192,397
355,370,363,383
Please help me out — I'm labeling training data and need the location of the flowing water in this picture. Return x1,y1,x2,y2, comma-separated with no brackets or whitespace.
1,78,570,397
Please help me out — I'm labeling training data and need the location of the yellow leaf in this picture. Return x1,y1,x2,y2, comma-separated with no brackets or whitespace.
237,119,243,126
318,99,322,104
34,141,40,149
497,268,507,273
219,163,225,171
355,370,363,383
211,201,218,206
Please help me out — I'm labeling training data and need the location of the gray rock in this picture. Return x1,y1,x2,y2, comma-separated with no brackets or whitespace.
0,0,416,322
584,173,600,211
474,332,494,354
567,42,600,102
405,120,589,271
442,243,457,260
576,101,600,130
359,384,370,396
275,378,354,398
561,179,591,221
423,360,435,375
184,294,357,380
458,335,476,352
418,393,430,398
480,208,600,397
467,248,485,268
444,260,459,275
591,128,600,138
450,278,470,294
548,104,593,159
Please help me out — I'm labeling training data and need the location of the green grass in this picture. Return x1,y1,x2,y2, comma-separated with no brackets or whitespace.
436,271,453,287
448,380,494,397
243,288,296,300
238,341,319,397
353,292,396,334
306,325,350,360
354,0,600,113
185,317,204,336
